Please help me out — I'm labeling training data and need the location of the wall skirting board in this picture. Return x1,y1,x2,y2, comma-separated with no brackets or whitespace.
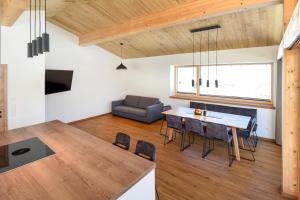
68,113,112,125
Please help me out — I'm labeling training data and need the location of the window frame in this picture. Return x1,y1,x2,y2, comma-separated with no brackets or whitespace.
173,63,275,109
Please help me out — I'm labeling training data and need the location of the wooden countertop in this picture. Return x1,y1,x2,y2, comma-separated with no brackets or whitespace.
0,121,155,200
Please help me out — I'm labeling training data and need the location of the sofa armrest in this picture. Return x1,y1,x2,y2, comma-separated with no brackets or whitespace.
146,103,163,123
112,99,124,110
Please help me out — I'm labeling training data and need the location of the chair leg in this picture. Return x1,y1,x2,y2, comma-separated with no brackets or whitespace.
163,127,169,146
159,120,165,136
227,142,234,167
246,138,255,161
202,137,212,158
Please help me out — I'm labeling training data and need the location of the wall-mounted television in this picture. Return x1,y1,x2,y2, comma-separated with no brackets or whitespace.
45,70,73,95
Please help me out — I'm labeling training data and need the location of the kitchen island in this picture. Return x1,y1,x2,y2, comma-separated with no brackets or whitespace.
0,121,155,200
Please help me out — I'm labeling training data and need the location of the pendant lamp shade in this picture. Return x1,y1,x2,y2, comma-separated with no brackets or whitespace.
116,62,127,70
27,42,33,58
116,43,127,70
37,36,43,53
27,0,33,57
42,33,50,52
32,39,38,56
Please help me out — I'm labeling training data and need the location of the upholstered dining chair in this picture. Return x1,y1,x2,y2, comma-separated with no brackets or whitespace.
134,140,159,200
203,123,234,167
184,117,205,144
112,132,131,150
164,115,185,149
160,105,172,136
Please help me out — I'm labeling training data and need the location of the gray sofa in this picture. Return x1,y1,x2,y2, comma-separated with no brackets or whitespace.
112,95,163,123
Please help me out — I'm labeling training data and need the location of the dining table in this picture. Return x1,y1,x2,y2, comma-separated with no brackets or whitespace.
162,107,252,161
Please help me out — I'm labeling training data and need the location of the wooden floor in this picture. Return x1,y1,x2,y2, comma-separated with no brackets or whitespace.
71,114,286,200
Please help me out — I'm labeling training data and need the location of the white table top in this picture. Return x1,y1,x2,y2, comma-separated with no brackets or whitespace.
162,107,251,129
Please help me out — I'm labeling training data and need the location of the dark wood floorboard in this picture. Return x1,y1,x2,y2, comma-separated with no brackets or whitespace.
71,114,286,200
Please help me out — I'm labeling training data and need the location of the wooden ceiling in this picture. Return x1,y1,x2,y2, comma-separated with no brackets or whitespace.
1,0,283,58
99,4,283,58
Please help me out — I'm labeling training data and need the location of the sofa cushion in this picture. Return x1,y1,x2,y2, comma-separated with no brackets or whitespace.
138,97,159,109
114,106,147,117
124,95,140,108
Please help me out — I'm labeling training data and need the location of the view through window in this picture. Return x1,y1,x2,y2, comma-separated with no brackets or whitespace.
175,63,272,101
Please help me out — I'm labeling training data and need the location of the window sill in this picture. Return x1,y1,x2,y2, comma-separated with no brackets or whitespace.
170,95,275,109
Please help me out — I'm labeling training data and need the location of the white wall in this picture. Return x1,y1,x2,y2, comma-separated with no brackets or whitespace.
45,23,123,123
1,12,45,130
120,46,279,139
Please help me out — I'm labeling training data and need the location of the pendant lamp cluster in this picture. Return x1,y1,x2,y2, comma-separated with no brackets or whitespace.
116,43,127,70
28,0,50,58
191,25,221,88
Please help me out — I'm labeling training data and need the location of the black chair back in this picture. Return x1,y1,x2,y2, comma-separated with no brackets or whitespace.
134,140,156,162
184,118,205,136
206,123,229,142
166,115,183,130
162,105,172,120
113,132,131,150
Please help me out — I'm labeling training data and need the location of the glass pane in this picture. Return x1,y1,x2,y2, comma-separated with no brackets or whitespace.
199,64,272,100
176,66,197,94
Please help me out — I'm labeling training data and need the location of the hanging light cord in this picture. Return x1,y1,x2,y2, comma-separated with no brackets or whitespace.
192,33,195,78
120,43,123,61
30,0,32,42
207,30,210,80
39,0,41,36
34,0,37,39
215,28,218,79
44,0,47,33
199,32,202,79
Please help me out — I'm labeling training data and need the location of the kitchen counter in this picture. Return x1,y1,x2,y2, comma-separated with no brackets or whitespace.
0,121,155,200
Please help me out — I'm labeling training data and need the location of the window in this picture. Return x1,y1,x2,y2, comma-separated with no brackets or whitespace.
176,66,197,94
174,63,273,105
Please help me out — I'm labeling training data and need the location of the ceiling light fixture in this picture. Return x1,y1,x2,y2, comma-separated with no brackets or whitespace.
27,0,33,58
199,32,202,86
42,0,50,52
37,0,43,54
192,32,195,87
215,28,219,88
32,0,38,56
116,43,127,70
190,25,221,88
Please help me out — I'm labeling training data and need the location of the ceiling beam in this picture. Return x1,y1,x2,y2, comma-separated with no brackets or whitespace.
0,0,27,26
79,0,282,46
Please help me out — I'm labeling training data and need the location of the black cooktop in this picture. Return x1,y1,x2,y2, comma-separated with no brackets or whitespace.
0,137,55,173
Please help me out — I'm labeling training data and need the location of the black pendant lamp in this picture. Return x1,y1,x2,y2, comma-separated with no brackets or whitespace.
32,0,38,56
215,28,219,88
116,43,127,70
37,0,43,54
206,30,210,88
27,0,33,58
191,33,195,87
199,33,202,86
42,0,50,52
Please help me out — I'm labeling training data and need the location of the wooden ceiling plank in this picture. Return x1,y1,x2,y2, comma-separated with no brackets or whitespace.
0,0,27,26
79,0,282,45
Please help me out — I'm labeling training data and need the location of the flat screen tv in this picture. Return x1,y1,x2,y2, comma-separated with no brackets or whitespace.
45,70,73,95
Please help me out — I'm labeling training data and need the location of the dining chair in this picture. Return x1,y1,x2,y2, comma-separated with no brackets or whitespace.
203,123,234,167
112,132,131,150
184,117,205,144
160,105,172,136
164,115,185,149
134,140,159,200
229,121,256,161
